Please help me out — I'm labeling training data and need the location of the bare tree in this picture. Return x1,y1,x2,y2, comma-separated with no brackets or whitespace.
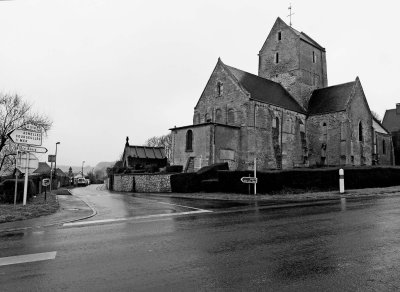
144,133,172,160
0,93,52,172
371,111,382,122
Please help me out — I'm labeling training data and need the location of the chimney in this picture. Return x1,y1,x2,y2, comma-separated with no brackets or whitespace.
397,104,400,115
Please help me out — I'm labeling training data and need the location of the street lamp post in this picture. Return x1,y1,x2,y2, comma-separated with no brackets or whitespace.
54,142,60,188
82,161,85,178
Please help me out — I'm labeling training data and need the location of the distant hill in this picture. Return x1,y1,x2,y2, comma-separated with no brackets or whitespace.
57,161,115,177
94,161,115,171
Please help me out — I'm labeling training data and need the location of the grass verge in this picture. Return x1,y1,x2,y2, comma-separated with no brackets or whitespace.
0,193,59,223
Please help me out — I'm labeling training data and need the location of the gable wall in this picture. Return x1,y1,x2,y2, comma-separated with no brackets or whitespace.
306,112,348,166
194,62,249,127
347,83,373,166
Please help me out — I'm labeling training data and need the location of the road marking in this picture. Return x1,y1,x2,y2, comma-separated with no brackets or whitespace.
63,209,212,228
0,251,57,267
136,198,209,211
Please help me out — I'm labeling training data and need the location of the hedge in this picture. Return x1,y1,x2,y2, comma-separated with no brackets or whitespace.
218,167,400,194
172,166,400,194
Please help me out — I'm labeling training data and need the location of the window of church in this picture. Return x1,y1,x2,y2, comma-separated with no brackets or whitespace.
227,109,235,125
278,31,282,41
358,122,363,142
312,51,316,63
382,140,386,154
186,130,193,152
275,52,279,64
205,113,211,122
215,109,223,123
217,82,223,96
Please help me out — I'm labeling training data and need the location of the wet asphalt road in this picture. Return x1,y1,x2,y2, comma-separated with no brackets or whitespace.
1,186,400,291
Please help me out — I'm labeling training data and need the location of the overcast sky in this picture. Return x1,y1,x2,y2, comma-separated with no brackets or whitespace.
0,0,398,167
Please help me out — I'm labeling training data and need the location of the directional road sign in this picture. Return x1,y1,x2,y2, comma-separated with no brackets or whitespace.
8,129,42,146
18,145,48,154
241,177,258,184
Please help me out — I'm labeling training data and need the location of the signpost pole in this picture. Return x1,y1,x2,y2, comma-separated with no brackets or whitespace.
14,171,18,207
14,151,18,207
23,152,29,206
254,157,257,195
49,161,53,193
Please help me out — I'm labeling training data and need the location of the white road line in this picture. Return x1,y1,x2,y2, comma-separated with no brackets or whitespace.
137,198,210,211
0,251,57,267
63,209,212,227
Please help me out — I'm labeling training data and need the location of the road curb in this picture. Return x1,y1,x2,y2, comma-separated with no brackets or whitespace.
0,190,98,234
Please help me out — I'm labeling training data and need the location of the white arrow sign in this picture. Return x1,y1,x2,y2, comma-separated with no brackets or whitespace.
8,129,42,146
241,177,258,184
18,145,48,154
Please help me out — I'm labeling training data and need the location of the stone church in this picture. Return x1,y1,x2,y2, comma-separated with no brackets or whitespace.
170,17,394,172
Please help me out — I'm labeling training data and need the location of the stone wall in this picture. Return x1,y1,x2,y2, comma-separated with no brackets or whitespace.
134,174,172,193
113,175,134,192
258,17,327,110
307,112,346,166
194,59,249,127
112,174,172,193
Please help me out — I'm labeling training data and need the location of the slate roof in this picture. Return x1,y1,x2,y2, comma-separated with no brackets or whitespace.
382,108,400,132
33,162,51,175
308,81,356,115
373,117,390,135
287,23,325,51
224,64,305,114
124,145,166,160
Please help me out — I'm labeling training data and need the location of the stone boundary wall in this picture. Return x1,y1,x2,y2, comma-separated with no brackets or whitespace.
112,174,172,192
113,175,134,192
134,174,172,193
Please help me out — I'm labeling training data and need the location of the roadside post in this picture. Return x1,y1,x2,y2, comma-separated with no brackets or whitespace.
339,168,345,193
254,157,257,195
48,155,56,193
22,152,30,205
42,178,50,201
14,152,19,207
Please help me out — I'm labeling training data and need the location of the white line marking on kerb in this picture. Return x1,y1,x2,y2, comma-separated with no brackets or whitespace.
0,251,57,267
63,209,212,227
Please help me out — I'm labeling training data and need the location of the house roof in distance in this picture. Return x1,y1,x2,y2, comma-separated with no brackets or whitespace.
224,63,305,114
124,145,166,160
308,81,356,115
33,162,51,175
383,108,400,132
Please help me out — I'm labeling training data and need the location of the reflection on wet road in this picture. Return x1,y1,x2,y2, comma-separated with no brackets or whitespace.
1,186,400,291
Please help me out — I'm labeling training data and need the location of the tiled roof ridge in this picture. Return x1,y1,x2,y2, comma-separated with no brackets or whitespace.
313,81,356,92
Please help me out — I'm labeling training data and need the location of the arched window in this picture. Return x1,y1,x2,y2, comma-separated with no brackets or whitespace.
205,113,211,122
215,109,222,123
217,82,223,96
186,130,193,151
227,109,235,125
273,117,280,130
359,122,363,142
275,52,279,64
382,140,386,154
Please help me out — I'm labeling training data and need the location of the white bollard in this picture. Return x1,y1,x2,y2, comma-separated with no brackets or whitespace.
339,168,345,194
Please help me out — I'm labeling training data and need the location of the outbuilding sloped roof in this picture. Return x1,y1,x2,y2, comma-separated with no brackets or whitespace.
308,81,356,115
224,64,305,114
382,109,400,132
124,145,166,160
33,162,51,175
